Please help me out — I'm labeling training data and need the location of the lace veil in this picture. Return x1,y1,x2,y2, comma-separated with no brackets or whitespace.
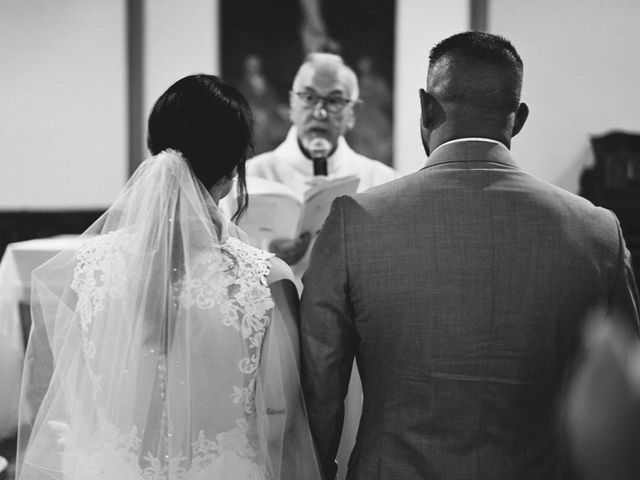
16,150,321,480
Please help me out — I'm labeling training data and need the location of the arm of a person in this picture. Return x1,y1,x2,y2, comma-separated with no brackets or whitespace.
299,197,357,480
260,257,301,431
262,266,323,478
269,232,312,266
608,214,640,333
266,274,302,416
565,316,640,480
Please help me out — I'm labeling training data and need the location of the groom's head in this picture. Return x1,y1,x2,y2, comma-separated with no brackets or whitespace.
419,31,529,154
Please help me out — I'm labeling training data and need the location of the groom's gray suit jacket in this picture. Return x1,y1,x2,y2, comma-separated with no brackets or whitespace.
300,139,640,480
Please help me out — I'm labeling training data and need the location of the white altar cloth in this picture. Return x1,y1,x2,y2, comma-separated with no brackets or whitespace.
0,235,83,439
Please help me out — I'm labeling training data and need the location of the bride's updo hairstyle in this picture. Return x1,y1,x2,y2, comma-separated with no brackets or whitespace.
147,74,253,221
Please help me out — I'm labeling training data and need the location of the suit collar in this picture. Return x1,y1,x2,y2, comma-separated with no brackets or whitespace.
422,138,519,170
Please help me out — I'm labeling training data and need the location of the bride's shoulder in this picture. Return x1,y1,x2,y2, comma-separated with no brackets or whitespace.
224,237,293,285
266,256,295,285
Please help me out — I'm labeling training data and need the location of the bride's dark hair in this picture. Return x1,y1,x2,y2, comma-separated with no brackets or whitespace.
147,74,253,221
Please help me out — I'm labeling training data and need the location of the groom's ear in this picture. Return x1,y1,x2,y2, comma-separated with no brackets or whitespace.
512,102,529,137
420,89,439,129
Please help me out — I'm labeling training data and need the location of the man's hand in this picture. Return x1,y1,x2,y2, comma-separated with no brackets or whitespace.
269,232,312,265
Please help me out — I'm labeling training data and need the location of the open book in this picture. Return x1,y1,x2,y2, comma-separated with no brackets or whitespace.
237,175,360,249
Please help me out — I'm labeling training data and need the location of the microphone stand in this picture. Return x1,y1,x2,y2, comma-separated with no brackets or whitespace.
312,156,328,176
308,137,331,177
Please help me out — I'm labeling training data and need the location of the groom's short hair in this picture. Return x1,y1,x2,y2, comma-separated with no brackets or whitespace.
427,31,523,112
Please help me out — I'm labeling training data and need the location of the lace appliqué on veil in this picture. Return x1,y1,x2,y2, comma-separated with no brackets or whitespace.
63,233,275,479
71,229,137,396
179,236,274,414
54,413,267,480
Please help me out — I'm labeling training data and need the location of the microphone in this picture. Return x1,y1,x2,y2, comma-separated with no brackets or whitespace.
308,137,331,176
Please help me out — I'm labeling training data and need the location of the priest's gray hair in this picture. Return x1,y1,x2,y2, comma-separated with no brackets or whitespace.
292,52,360,101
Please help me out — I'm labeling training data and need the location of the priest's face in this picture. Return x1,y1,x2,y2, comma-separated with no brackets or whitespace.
289,64,356,155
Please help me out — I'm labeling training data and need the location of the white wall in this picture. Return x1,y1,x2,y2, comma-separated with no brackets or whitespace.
0,0,127,209
0,0,220,210
144,0,220,121
2,1,639,207
490,0,640,193
393,0,469,175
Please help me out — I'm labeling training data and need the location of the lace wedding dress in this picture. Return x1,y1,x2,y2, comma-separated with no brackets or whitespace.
16,151,320,480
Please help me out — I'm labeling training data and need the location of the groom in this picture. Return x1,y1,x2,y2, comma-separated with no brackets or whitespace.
299,31,640,479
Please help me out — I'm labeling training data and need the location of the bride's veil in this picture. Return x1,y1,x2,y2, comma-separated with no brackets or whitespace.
16,150,321,479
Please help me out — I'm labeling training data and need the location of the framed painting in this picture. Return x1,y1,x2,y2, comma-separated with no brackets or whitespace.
220,0,396,166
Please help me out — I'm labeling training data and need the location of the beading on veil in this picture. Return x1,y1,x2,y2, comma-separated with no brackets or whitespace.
16,75,321,480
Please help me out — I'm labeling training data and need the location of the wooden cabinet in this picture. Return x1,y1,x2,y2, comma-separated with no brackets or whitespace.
581,131,640,285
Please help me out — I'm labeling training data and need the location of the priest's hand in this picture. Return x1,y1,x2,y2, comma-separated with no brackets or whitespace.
269,232,312,265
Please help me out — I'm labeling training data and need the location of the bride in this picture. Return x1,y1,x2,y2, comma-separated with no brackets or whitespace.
16,75,321,480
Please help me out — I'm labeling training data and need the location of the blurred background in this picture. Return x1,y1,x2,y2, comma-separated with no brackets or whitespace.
3,0,638,279
1,0,638,204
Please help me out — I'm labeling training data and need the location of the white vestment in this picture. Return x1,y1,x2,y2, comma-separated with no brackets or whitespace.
247,127,397,284
248,127,396,480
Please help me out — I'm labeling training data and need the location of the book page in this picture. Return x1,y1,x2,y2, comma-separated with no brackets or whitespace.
237,191,302,249
297,175,360,236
